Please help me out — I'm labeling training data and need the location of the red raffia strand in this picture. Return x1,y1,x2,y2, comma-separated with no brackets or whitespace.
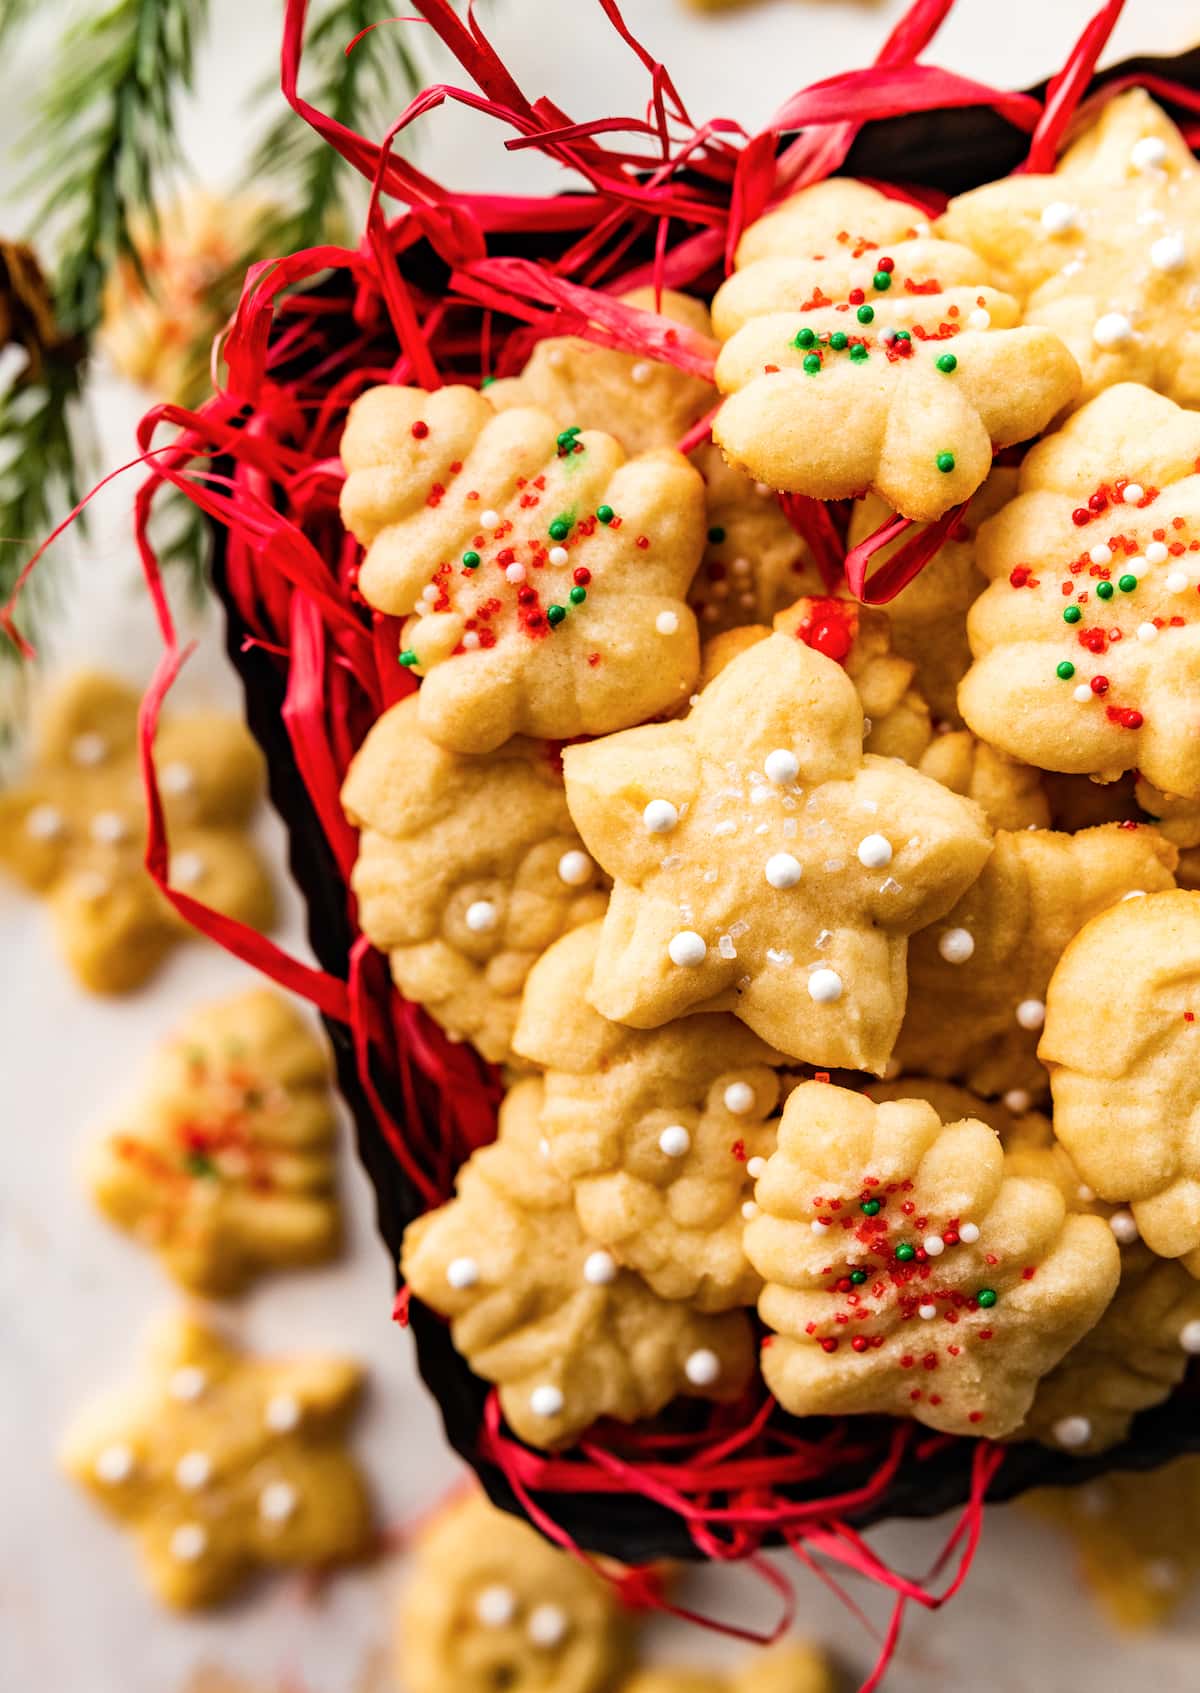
1021,0,1126,172
778,494,850,594
10,2,1200,1682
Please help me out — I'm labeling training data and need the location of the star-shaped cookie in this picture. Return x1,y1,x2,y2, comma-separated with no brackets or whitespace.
563,629,992,1073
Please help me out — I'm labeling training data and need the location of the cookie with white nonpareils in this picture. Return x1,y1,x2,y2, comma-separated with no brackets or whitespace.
60,1315,370,1608
341,695,606,1065
339,385,706,753
513,922,785,1310
85,990,339,1296
941,90,1200,408
959,384,1200,797
744,1080,1119,1437
894,823,1177,1099
709,178,1079,520
1041,889,1200,1274
398,1491,634,1693
0,670,273,993
562,629,991,1073
401,1079,755,1449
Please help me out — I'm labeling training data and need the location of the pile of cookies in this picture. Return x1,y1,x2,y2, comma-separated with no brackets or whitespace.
339,88,1200,1466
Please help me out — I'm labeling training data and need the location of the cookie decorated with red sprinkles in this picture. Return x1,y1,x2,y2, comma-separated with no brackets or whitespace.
745,1079,1119,1437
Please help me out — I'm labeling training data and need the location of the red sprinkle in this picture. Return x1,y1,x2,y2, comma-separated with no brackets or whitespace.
411,420,429,439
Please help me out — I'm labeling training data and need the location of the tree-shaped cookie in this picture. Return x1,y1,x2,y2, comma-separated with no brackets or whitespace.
0,671,273,993
960,384,1200,798
563,630,992,1073
941,91,1200,409
341,695,606,1065
86,990,339,1295
339,386,706,753
401,1079,755,1449
512,922,785,1310
620,1643,833,1693
744,1080,1119,1436
61,1315,370,1608
1041,889,1200,1272
709,179,1079,520
398,1490,634,1693
894,823,1177,1098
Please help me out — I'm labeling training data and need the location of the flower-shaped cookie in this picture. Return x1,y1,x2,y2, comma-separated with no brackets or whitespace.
563,630,992,1073
917,731,1050,832
960,384,1200,798
895,823,1177,1098
620,1643,833,1693
61,1315,370,1608
86,990,339,1296
513,922,785,1310
745,1080,1119,1436
0,671,273,993
941,91,1200,409
1041,889,1200,1272
341,695,606,1064
401,1079,755,1449
339,386,706,753
398,1491,634,1693
709,179,1079,520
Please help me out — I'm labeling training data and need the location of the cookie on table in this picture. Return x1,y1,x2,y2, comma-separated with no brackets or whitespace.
1041,889,1200,1273
339,386,706,753
0,670,273,993
619,1642,833,1693
401,1079,756,1449
917,730,1050,832
86,989,340,1296
894,823,1177,1099
513,922,785,1311
941,90,1200,408
61,1315,370,1608
959,384,1200,799
562,628,992,1074
709,179,1079,520
398,1490,634,1693
745,1079,1119,1437
341,695,606,1065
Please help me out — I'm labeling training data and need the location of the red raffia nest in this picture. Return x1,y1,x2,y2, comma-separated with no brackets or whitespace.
12,0,1200,1680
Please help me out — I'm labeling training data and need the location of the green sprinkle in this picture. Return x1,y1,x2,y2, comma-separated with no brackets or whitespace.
556,427,580,450
849,343,869,362
549,517,572,541
802,352,822,375
708,525,726,544
873,270,893,291
185,1152,217,1180
1056,660,1076,680
1063,604,1082,624
895,1243,916,1262
595,505,614,525
793,327,817,349
399,649,419,667
829,331,848,351
480,375,496,388
860,1198,882,1217
1096,579,1115,600
936,353,958,373
849,1269,868,1285
856,304,875,325
1118,573,1139,593
893,329,911,342
546,604,567,627
569,585,587,604
936,451,956,474
976,1288,998,1309
461,550,481,569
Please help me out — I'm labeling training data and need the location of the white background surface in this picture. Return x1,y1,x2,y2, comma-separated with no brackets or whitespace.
3,2,1200,1690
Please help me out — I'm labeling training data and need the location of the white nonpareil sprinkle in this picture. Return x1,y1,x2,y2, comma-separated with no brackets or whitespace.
1109,1210,1139,1245
811,1218,830,1235
71,732,108,767
937,927,975,965
668,930,707,967
631,361,653,385
958,1222,981,1245
1073,684,1093,703
476,1585,517,1627
527,1604,570,1648
684,1348,721,1387
1166,571,1190,593
421,584,439,604
447,1256,480,1289
741,1201,760,1221
643,798,678,833
1089,543,1112,566
659,1125,691,1158
1122,481,1145,504
1130,135,1168,173
462,631,481,650
95,1444,135,1484
171,851,207,888
583,1250,617,1286
1179,1319,1200,1354
168,1366,208,1403
746,1156,767,1180
1053,1415,1093,1449
480,508,501,530
1093,311,1133,348
918,1303,937,1320
807,967,843,1004
1125,555,1149,578
24,803,64,840
724,1081,755,1115
1040,200,1079,234
764,852,802,890
923,1235,945,1257
1145,540,1169,564
504,561,526,584
258,1481,299,1524
1137,621,1159,643
89,811,128,845
465,900,499,933
764,748,799,785
1150,232,1187,272
967,307,990,330
74,870,111,903
1015,998,1045,1031
856,833,892,869
174,1451,212,1491
1003,1089,1031,1114
548,546,569,567
529,1384,565,1418
655,610,679,635
557,849,593,886
264,1392,302,1433
169,1524,209,1563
